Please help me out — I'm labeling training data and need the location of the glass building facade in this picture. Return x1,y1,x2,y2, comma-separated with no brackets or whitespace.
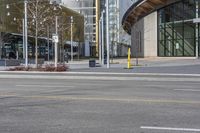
0,0,84,60
158,0,199,57
62,0,97,56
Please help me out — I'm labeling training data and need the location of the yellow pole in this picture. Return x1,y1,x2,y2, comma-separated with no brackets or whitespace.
127,47,131,69
96,0,100,57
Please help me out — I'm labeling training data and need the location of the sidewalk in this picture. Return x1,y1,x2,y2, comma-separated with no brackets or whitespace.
1,57,200,74
66,57,200,74
67,57,200,69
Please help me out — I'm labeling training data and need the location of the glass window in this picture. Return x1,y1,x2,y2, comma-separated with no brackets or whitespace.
158,0,197,57
158,40,165,56
184,23,195,39
184,39,195,56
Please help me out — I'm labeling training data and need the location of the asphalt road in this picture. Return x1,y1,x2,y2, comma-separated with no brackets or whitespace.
0,72,200,133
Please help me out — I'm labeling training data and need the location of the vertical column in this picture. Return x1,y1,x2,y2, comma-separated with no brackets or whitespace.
99,18,102,64
117,0,120,56
35,3,38,67
71,16,73,62
96,0,100,57
101,10,105,65
23,19,25,59
196,0,199,58
24,0,28,67
47,25,50,61
106,0,110,68
55,16,58,67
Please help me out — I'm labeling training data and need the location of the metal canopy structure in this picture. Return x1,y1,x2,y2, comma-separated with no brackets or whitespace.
122,0,180,34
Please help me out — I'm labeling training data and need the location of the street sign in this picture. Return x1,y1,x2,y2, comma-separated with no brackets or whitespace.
193,18,200,23
52,34,59,43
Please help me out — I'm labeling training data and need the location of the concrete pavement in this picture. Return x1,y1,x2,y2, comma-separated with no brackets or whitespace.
67,57,200,67
1,57,200,74
66,58,200,74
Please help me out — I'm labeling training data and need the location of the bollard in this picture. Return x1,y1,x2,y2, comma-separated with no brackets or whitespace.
127,48,131,69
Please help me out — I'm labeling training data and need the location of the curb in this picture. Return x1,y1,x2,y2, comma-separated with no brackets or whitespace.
1,71,200,77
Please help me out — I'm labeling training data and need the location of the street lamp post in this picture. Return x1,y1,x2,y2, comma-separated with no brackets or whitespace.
195,0,199,59
71,16,73,62
99,17,102,64
47,25,50,62
106,0,110,68
101,10,105,65
55,16,58,67
22,19,25,59
193,1,199,59
24,0,28,67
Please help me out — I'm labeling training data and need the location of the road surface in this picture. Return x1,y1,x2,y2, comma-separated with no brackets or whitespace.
0,72,200,133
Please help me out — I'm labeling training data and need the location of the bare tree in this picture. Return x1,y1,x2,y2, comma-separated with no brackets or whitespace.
2,0,84,65
56,17,71,62
5,0,62,67
73,16,84,60
26,0,63,67
56,15,84,62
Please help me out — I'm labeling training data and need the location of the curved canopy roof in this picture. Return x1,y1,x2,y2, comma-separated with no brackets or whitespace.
122,0,180,34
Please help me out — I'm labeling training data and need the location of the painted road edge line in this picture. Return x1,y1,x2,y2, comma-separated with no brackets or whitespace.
141,126,200,132
2,75,200,82
16,85,74,88
174,89,200,92
1,71,200,77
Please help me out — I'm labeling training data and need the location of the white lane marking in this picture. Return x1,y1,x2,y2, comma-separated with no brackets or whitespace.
141,126,200,132
174,89,200,92
23,96,200,104
16,85,74,88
